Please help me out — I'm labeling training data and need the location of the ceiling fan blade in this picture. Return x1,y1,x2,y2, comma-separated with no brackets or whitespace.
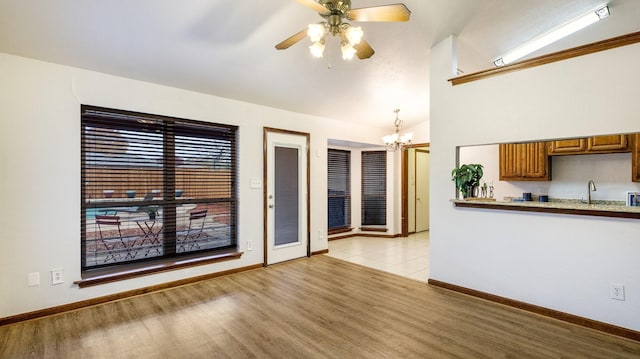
295,0,330,15
347,4,411,22
275,29,308,50
354,39,375,59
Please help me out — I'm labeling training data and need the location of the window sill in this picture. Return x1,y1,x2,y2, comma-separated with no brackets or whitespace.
328,226,353,235
75,250,243,288
359,226,388,232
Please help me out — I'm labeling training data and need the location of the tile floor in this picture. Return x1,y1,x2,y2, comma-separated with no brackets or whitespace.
326,231,430,282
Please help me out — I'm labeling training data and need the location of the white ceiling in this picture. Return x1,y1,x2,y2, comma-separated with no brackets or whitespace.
0,0,638,131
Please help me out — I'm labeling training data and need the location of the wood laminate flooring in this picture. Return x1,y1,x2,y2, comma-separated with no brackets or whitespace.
1,255,639,358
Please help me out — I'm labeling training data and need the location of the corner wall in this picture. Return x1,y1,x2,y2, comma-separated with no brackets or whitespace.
429,37,640,331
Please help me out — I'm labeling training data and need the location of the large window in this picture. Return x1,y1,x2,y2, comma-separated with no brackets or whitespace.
81,106,237,271
328,149,351,231
361,151,386,226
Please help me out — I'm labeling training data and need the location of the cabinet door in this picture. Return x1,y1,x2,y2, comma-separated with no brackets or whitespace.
499,143,522,180
632,134,640,182
548,138,587,155
522,142,550,180
587,134,628,152
499,142,550,181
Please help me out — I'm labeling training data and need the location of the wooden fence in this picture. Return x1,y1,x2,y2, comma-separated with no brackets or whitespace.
85,167,232,200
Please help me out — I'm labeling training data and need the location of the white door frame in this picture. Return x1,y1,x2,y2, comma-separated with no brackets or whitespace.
263,127,310,265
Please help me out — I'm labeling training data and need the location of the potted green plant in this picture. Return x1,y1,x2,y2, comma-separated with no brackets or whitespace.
451,163,484,198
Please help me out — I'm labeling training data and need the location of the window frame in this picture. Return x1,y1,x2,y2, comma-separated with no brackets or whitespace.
361,150,387,227
80,105,238,276
327,149,351,233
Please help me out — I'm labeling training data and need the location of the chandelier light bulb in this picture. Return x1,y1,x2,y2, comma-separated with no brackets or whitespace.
400,133,413,143
382,134,398,145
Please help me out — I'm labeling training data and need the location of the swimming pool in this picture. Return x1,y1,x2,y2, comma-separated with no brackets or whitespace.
85,208,118,220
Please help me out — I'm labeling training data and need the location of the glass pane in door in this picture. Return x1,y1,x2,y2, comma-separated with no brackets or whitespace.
274,146,299,246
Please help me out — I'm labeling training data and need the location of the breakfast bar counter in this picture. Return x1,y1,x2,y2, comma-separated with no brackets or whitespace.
451,199,640,219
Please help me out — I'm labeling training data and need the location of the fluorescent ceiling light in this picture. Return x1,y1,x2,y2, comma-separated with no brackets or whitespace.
494,4,610,66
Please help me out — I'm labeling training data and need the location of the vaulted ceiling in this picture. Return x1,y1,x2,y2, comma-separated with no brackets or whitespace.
0,1,638,131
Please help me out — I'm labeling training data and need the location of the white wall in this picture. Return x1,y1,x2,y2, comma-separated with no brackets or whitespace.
0,53,392,318
430,36,640,331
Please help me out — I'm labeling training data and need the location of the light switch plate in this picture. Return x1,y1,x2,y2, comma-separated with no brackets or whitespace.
28,272,40,287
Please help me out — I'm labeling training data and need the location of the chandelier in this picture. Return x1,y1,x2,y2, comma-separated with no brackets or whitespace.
382,109,413,151
307,22,363,60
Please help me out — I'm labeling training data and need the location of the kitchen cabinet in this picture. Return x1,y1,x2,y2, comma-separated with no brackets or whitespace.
632,134,640,182
587,134,628,152
548,139,586,155
548,135,628,155
499,142,550,181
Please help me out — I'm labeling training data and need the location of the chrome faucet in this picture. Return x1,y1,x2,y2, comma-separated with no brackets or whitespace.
587,180,597,205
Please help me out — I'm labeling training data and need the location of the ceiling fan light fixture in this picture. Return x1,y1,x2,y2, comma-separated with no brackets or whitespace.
341,42,357,60
344,25,363,45
276,1,411,61
494,4,610,66
310,39,325,58
307,23,326,43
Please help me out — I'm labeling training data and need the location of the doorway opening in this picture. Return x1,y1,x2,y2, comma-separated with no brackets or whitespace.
402,144,430,236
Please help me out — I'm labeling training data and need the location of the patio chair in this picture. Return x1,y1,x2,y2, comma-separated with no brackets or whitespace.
177,209,208,252
95,215,125,263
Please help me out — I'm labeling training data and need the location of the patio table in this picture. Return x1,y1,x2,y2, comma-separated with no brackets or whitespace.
133,218,163,257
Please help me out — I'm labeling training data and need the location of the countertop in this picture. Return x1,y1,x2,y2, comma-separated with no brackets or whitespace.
451,198,640,219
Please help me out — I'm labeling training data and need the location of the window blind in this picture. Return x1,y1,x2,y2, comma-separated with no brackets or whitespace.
328,149,351,230
81,105,237,271
361,151,386,226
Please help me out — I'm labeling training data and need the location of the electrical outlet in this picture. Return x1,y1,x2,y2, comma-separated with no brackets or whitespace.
51,268,64,285
247,240,253,251
610,283,625,301
28,272,40,287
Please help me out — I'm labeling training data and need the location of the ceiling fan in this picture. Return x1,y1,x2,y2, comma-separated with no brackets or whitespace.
275,0,411,60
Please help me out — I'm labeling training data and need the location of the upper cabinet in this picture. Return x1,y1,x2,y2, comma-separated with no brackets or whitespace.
587,135,628,152
548,138,586,154
499,133,639,182
548,135,628,155
499,142,550,181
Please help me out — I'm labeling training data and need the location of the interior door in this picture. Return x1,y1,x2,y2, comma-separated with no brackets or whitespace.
415,149,430,232
264,128,309,265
